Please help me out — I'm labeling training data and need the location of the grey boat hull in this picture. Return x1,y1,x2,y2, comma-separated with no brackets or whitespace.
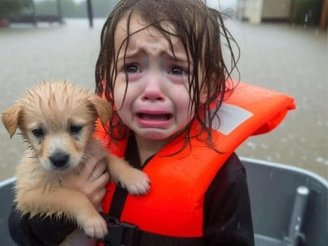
244,158,327,246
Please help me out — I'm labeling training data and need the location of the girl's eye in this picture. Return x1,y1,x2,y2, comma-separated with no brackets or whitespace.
125,64,140,73
32,128,44,138
70,124,83,135
169,66,186,76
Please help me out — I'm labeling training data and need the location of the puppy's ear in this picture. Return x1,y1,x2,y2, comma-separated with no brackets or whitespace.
88,95,112,125
2,104,23,138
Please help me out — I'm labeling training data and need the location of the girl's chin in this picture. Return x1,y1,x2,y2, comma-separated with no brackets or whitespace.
139,131,170,140
135,127,188,145
135,128,177,141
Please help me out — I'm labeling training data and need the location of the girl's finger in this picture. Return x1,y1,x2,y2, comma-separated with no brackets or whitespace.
89,160,107,182
94,172,110,187
80,157,99,180
86,171,110,195
92,188,107,206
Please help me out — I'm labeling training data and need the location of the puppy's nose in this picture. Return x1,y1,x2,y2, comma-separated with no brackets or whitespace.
49,151,69,168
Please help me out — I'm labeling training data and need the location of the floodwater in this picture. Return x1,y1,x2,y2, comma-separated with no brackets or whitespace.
0,19,327,181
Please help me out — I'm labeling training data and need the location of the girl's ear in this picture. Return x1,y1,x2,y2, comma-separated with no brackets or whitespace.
200,92,207,104
2,104,23,138
88,95,112,125
200,86,208,104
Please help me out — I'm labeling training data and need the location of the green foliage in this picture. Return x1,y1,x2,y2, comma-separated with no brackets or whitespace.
35,0,75,16
0,0,119,19
35,0,118,18
92,0,118,18
0,0,32,18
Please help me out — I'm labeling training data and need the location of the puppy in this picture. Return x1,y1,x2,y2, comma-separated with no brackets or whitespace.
2,81,150,240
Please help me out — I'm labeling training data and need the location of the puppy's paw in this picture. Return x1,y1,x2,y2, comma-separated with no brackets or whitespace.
78,213,108,239
118,168,150,195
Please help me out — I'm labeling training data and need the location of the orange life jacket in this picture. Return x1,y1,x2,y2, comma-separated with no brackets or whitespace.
95,82,295,240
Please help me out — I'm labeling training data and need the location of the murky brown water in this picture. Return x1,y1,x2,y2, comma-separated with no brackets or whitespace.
0,19,327,181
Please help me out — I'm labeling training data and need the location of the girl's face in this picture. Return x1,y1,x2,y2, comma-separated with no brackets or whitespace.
113,14,194,144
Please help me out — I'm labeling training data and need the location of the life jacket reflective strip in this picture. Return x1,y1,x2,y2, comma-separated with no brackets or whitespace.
95,82,295,239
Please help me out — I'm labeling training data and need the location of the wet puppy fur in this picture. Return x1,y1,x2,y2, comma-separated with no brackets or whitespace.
2,81,150,240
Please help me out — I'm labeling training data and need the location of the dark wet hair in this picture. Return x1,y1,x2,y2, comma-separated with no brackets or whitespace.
95,0,239,146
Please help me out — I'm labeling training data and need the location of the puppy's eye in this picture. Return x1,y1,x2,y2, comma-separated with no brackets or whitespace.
32,128,44,138
70,124,83,135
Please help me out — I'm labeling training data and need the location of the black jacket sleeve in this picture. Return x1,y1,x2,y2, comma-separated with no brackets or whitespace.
8,206,76,246
204,153,255,246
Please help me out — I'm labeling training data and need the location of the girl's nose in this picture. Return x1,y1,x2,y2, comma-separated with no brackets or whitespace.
141,73,165,102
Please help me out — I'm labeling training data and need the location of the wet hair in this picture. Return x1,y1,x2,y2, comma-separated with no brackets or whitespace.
95,0,239,147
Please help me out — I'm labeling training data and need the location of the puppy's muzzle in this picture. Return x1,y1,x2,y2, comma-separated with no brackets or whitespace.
49,151,70,169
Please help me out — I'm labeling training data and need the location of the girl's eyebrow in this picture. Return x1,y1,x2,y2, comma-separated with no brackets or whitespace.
163,52,192,65
118,47,191,65
118,48,143,60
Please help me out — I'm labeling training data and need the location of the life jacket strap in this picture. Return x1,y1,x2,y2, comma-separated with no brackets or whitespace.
100,213,205,246
101,213,140,246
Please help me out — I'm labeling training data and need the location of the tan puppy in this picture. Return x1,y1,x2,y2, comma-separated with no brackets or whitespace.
2,81,150,240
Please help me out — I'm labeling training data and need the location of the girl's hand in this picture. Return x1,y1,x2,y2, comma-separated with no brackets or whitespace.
61,154,110,209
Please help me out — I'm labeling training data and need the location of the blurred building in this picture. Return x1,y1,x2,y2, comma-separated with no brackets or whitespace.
205,0,327,29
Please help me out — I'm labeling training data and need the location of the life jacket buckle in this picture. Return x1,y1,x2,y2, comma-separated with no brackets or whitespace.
101,214,139,246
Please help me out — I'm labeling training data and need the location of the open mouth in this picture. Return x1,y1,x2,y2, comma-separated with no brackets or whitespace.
137,113,172,121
